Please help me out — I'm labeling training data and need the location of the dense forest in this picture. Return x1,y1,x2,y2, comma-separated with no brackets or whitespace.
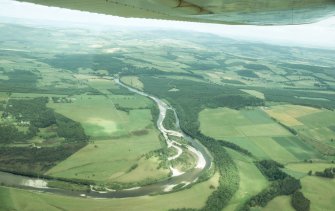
0,124,26,144
6,97,56,128
255,87,335,110
162,109,177,131
0,69,94,95
315,167,335,178
0,142,87,174
0,69,38,91
0,97,88,175
55,113,88,142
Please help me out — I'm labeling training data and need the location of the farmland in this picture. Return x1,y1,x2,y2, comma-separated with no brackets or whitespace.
0,21,335,211
265,105,335,155
199,107,320,163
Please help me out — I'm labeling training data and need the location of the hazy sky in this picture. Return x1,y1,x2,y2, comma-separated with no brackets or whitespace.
0,0,335,49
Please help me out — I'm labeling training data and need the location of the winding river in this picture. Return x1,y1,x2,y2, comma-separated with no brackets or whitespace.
0,77,212,198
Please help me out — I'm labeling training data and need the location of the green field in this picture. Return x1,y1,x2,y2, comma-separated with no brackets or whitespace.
224,149,269,211
86,78,118,94
282,162,335,210
46,128,165,183
241,89,265,99
262,196,294,211
199,107,319,163
0,187,13,211
0,92,9,101
48,94,153,138
0,173,219,210
298,110,335,146
121,76,144,90
284,162,335,179
301,176,335,211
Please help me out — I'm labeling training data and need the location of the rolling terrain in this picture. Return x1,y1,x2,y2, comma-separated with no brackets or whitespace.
0,21,334,210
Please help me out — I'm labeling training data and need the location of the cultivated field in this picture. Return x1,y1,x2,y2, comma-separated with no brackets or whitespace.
263,104,320,127
199,107,319,163
265,104,335,151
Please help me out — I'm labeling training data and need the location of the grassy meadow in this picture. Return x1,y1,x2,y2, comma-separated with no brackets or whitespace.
224,149,269,211
0,173,219,211
48,94,153,138
46,130,165,183
262,196,295,211
121,76,144,90
301,176,335,211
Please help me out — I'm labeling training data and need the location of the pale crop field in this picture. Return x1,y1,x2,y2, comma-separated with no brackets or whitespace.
121,76,144,90
265,105,335,148
263,104,320,126
241,89,265,99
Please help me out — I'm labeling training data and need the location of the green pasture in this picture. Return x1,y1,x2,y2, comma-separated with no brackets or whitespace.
0,172,219,210
121,76,144,90
285,162,335,179
224,149,269,211
46,129,162,183
114,156,169,183
262,196,294,211
0,92,9,101
301,176,335,211
48,94,153,138
109,95,152,109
